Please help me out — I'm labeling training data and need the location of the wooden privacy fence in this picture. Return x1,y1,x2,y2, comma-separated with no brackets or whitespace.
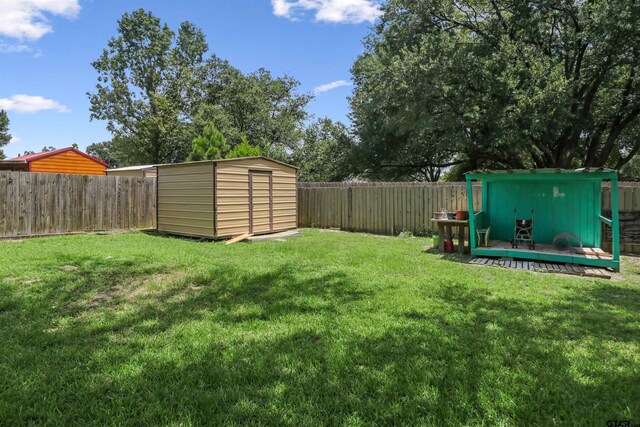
0,171,156,238
298,181,640,254
298,182,481,236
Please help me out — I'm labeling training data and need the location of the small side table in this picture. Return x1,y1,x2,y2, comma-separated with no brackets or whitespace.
431,219,469,255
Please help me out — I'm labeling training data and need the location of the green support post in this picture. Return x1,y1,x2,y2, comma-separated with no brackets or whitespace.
481,179,488,212
610,173,620,271
466,176,476,250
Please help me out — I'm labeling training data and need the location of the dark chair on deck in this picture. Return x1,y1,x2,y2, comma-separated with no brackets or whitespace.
511,208,535,250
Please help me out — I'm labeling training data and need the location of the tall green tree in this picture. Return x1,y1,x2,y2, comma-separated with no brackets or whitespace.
194,58,312,161
293,118,355,182
88,9,208,165
187,123,229,161
0,110,11,160
351,0,640,179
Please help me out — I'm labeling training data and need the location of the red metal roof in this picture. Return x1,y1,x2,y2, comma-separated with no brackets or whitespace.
10,147,109,167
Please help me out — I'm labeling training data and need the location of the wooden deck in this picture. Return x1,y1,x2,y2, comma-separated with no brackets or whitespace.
484,240,613,260
469,257,612,279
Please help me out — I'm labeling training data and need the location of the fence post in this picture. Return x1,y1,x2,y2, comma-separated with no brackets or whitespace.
347,187,353,231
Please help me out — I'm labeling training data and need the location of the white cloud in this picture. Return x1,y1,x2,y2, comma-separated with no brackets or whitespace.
9,135,21,144
314,79,352,94
0,41,32,53
272,0,381,24
0,0,80,40
0,95,69,113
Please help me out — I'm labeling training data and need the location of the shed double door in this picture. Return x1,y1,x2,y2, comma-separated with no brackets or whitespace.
249,170,273,233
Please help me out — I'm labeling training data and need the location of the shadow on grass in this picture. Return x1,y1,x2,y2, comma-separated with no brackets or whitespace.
140,229,215,242
421,245,474,264
0,256,638,425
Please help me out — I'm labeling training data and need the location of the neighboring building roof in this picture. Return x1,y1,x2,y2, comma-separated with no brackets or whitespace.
156,156,299,170
10,147,109,168
106,165,157,172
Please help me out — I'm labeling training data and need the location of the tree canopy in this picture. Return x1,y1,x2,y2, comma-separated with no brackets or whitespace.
192,59,311,161
226,136,262,159
293,118,355,182
0,110,10,160
86,140,122,168
88,9,208,165
351,0,640,180
187,124,262,161
88,9,312,168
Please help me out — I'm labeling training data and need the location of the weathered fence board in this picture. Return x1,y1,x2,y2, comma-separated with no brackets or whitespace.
0,171,156,238
298,181,640,254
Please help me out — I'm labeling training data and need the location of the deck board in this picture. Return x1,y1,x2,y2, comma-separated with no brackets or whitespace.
469,257,611,279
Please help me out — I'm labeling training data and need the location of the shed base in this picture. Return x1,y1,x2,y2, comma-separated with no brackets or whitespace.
471,240,618,270
469,257,612,279
246,229,301,243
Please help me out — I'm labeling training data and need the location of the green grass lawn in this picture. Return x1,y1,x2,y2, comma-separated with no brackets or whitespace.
0,229,638,426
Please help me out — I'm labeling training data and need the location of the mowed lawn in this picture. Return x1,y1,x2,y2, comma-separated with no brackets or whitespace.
0,230,638,426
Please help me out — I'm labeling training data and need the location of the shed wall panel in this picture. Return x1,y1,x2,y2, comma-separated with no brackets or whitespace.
215,158,297,238
157,162,214,238
30,151,106,175
486,180,600,247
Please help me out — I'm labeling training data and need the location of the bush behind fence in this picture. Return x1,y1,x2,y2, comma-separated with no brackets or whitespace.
0,171,156,238
297,182,640,254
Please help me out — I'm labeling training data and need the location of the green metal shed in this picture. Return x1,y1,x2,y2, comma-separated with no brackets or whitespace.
465,169,620,271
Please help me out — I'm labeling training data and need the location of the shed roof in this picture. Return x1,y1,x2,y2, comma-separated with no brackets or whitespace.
466,168,617,180
467,168,615,174
156,156,298,170
10,147,110,167
106,164,156,172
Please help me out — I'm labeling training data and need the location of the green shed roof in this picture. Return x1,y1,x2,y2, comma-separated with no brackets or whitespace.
465,168,617,180
466,168,615,174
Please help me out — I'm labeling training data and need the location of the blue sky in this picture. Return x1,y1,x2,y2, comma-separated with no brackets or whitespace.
0,0,380,158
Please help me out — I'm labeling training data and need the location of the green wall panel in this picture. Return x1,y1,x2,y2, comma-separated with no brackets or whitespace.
486,181,600,247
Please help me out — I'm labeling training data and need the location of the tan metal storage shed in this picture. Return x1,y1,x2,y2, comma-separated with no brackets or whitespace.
156,156,298,238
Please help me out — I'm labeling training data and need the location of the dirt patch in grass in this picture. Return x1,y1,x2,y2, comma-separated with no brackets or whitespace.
76,270,189,311
84,292,111,309
115,271,187,299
